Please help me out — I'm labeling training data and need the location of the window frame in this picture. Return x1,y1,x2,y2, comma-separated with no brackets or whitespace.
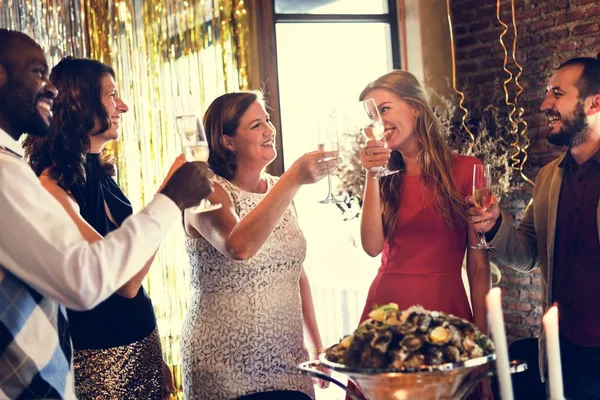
259,0,402,175
273,0,401,71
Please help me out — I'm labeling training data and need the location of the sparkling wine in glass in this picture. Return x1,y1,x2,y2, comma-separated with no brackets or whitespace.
317,118,341,204
175,115,221,213
472,164,494,249
360,98,399,177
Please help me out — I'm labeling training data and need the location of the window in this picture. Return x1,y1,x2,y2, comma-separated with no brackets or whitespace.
275,0,389,15
272,1,400,398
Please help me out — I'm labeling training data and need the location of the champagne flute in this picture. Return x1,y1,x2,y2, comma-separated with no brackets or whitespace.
317,117,340,204
175,115,221,213
360,97,399,177
472,164,494,249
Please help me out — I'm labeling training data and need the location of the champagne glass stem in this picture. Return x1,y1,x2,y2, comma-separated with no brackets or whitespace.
471,164,494,249
479,220,487,246
326,174,333,199
319,173,337,203
472,211,493,249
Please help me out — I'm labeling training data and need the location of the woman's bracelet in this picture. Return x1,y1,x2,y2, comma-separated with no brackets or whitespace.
308,346,326,354
365,170,380,180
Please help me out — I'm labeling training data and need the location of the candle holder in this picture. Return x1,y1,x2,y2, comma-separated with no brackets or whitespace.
299,353,527,400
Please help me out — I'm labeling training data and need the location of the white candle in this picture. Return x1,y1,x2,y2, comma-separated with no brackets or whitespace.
543,306,564,400
486,287,513,400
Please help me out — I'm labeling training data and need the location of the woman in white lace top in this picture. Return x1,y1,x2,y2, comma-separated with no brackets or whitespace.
180,91,338,399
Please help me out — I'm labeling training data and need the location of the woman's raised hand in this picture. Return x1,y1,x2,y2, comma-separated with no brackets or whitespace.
289,151,340,185
360,139,391,176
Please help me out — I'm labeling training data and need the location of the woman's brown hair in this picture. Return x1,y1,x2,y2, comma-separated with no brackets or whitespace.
359,70,468,237
203,91,264,180
23,56,116,187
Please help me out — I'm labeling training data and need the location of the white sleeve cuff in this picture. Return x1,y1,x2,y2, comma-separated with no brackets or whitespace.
143,194,181,229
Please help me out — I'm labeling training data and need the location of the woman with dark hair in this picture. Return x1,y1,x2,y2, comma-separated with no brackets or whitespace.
180,91,336,399
347,70,492,399
23,57,174,400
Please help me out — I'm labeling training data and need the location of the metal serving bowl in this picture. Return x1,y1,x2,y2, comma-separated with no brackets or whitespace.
298,353,527,400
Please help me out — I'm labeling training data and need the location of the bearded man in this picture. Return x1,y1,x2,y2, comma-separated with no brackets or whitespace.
469,56,600,399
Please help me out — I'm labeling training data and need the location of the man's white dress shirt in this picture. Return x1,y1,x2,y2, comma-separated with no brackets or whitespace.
0,128,180,399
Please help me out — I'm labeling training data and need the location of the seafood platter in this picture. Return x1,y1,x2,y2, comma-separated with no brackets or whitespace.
299,304,527,400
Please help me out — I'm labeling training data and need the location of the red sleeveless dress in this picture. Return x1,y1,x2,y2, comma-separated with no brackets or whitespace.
359,154,479,323
346,155,489,400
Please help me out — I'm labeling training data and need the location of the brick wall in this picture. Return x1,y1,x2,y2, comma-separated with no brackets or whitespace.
450,0,600,343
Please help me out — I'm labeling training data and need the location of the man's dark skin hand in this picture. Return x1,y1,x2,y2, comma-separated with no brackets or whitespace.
160,161,214,211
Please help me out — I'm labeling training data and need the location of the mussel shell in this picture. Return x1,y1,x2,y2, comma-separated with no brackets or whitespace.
344,331,373,367
397,322,418,334
442,345,461,363
370,330,393,354
403,353,425,369
325,346,345,364
400,334,423,352
476,334,495,353
417,313,432,332
469,345,484,358
358,347,389,368
424,345,445,365
389,348,409,369
448,325,463,349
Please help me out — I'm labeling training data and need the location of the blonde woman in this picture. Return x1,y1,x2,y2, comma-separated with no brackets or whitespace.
350,70,491,399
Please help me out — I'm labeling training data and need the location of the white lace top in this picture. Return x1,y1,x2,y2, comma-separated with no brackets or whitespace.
180,174,314,399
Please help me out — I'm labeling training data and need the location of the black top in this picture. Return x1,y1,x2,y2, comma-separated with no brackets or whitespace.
67,153,157,350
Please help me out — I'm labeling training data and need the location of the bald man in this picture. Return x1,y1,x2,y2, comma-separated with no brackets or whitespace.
0,29,213,399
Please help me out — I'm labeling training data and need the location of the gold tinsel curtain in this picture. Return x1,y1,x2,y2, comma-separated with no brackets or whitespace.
84,0,250,395
0,0,86,67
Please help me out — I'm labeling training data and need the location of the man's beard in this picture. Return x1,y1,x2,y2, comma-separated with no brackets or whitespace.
546,100,589,147
0,78,52,138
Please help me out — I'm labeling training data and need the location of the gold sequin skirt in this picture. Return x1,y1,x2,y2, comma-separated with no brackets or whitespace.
73,326,163,400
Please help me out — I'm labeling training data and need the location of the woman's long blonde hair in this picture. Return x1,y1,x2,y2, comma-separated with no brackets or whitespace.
359,70,468,237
